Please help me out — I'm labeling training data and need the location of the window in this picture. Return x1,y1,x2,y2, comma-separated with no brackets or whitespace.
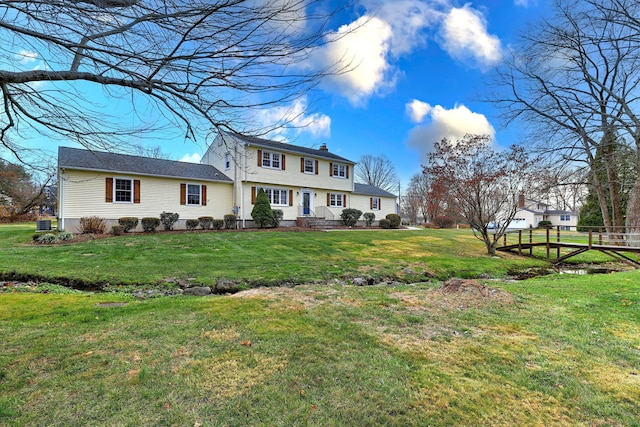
115,178,133,202
262,151,281,169
180,183,207,206
371,197,380,210
328,193,345,207
332,163,347,178
304,158,315,174
224,152,231,170
560,215,571,221
262,188,289,206
187,184,201,205
106,177,139,204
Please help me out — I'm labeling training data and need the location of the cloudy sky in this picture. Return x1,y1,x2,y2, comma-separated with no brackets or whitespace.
10,0,545,188
252,0,545,187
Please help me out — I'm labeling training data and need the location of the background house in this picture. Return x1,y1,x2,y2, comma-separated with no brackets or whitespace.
513,194,578,230
58,134,398,232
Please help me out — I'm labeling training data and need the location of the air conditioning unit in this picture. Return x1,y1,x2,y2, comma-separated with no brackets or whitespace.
36,220,52,231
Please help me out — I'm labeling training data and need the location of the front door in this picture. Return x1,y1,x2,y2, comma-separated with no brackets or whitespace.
302,191,312,215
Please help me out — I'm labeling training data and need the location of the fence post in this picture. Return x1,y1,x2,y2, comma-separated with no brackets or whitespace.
546,227,550,260
529,227,533,256
598,228,603,245
556,226,560,259
588,229,592,249
518,230,522,255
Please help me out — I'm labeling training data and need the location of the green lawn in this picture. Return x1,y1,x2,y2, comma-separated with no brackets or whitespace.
0,223,553,288
1,223,639,426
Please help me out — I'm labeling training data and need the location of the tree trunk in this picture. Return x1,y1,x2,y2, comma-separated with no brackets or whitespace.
590,165,613,230
625,152,640,247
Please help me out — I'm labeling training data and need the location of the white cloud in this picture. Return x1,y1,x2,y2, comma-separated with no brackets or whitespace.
256,97,331,140
406,99,432,123
406,102,495,162
16,50,38,63
514,0,532,6
360,0,443,57
439,5,503,68
179,153,201,163
314,16,395,106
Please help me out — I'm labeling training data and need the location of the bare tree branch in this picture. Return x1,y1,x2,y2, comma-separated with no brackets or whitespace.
0,0,355,161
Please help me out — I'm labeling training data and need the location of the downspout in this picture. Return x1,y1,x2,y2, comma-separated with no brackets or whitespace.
242,143,248,228
59,168,65,231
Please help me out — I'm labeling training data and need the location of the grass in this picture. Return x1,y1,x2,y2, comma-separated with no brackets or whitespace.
1,223,639,425
0,223,553,287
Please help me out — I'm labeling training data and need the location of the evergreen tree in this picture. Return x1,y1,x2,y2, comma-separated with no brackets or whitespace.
251,188,274,228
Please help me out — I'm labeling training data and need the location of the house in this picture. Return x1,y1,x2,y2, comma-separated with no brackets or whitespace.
512,194,578,230
57,134,398,232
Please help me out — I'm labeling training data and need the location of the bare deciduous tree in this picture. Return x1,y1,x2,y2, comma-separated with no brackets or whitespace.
0,0,351,164
424,134,534,255
491,0,640,242
355,154,399,193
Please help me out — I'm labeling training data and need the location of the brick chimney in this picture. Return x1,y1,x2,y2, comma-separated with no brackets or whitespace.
518,193,525,208
319,143,328,151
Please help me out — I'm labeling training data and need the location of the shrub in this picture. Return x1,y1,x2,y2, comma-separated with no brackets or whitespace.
433,215,455,229
363,212,376,226
272,209,283,227
251,188,273,228
79,216,107,234
160,212,179,231
186,219,199,231
118,217,139,232
386,213,401,229
56,231,75,241
111,225,124,235
198,216,214,230
212,219,224,230
34,231,75,244
379,218,392,229
36,233,58,244
141,217,160,232
538,220,553,228
341,208,362,227
224,214,237,229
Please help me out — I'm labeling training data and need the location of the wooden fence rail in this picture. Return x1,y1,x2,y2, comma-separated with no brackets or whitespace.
495,226,640,266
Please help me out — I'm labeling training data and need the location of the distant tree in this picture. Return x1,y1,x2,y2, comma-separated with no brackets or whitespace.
0,159,52,220
355,155,399,193
251,188,273,228
403,172,434,223
423,134,535,255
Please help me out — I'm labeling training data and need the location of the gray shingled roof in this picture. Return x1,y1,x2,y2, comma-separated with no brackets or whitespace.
353,183,397,198
58,147,232,183
226,132,354,164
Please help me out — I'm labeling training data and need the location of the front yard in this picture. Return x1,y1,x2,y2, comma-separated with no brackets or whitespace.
0,223,638,426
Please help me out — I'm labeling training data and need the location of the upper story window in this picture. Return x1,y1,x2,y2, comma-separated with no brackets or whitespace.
332,163,347,178
115,178,133,203
262,151,281,169
304,158,315,174
560,214,571,221
187,183,202,205
224,152,231,170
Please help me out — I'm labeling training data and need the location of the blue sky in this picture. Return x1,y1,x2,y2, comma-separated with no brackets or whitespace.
10,0,547,188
